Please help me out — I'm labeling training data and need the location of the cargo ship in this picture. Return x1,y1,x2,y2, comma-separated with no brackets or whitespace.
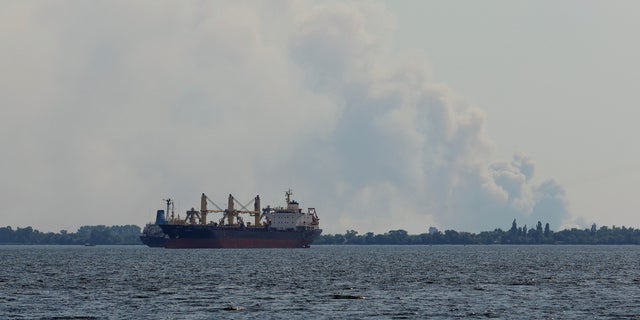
157,190,321,248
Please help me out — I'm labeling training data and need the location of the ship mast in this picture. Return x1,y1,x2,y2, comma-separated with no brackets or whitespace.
163,198,173,223
253,195,261,226
227,194,235,225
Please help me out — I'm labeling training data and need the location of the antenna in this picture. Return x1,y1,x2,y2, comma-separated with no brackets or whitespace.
286,189,293,204
163,198,174,221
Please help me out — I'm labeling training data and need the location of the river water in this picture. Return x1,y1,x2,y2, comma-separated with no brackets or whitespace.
1,245,639,319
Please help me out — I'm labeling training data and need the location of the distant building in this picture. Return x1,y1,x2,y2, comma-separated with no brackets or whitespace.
428,226,439,235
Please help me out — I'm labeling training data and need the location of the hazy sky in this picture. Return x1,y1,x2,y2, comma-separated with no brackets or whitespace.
1,1,639,234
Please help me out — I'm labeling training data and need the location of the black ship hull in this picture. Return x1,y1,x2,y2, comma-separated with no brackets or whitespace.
140,235,168,248
160,224,322,248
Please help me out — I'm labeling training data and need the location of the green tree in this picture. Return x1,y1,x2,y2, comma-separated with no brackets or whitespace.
536,221,543,233
544,223,550,238
388,229,409,244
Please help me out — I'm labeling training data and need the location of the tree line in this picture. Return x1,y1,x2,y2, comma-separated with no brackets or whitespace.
1,219,639,245
0,225,141,245
314,219,640,245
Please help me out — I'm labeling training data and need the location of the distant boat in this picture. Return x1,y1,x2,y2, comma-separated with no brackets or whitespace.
140,199,171,248
140,223,169,247
84,243,96,247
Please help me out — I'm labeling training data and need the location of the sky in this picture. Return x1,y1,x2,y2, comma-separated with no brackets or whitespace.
1,1,639,235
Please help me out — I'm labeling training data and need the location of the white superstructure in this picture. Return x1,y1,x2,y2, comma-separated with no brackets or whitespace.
264,190,320,231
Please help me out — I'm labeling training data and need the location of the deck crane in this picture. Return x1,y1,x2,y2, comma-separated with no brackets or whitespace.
198,193,261,226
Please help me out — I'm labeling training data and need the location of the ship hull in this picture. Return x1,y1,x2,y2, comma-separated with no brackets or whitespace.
140,235,168,248
160,225,322,249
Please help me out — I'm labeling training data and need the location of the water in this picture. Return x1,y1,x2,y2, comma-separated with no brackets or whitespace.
1,245,639,319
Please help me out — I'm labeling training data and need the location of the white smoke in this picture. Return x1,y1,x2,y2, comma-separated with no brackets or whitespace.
0,1,569,233
286,2,570,232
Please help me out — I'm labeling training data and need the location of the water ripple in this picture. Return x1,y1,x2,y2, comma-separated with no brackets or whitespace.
0,245,639,319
